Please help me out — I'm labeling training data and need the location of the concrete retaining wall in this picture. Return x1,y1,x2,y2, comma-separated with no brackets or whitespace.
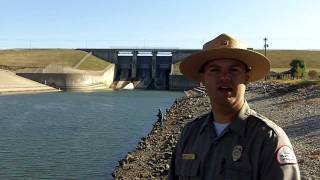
102,64,115,86
169,75,199,90
16,64,200,91
17,64,115,90
0,69,59,94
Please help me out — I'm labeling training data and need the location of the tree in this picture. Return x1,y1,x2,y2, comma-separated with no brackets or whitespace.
289,59,307,79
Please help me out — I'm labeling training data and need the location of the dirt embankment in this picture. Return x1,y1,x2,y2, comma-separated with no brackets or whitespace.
113,81,320,179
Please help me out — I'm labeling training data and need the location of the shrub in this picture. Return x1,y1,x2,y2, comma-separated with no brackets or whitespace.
308,70,319,80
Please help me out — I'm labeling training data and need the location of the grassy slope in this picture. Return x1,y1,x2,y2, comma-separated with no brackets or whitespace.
0,49,111,71
77,54,111,71
171,50,320,74
0,49,319,72
255,50,320,69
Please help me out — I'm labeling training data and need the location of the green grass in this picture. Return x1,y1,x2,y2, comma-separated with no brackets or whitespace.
270,68,290,73
0,49,111,71
1,49,319,72
255,50,320,69
77,55,111,71
172,50,320,74
271,68,320,73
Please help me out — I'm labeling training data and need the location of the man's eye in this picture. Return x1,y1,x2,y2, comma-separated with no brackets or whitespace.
231,68,240,72
209,68,218,72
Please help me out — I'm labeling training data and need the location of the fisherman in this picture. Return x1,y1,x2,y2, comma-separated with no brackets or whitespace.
169,33,300,179
157,108,163,126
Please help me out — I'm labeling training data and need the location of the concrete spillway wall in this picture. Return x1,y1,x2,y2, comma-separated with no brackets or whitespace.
0,69,59,94
17,65,115,90
78,48,201,90
113,55,173,90
169,75,200,90
17,64,197,91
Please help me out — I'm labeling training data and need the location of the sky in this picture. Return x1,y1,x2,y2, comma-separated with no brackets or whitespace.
1,0,320,50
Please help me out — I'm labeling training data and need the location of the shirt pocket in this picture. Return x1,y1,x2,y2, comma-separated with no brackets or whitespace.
175,158,201,180
225,162,252,180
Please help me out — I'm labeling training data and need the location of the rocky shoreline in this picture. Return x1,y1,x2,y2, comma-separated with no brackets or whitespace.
112,81,320,179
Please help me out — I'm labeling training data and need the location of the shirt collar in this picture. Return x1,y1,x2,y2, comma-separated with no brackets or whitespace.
199,111,213,133
199,101,252,136
229,101,251,136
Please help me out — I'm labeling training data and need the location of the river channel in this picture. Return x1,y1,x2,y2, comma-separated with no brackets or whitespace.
0,90,183,179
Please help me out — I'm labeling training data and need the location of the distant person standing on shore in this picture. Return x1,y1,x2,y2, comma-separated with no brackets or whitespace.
169,34,300,179
157,108,164,126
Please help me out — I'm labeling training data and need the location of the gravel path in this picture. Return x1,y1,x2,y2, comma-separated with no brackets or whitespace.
113,82,320,179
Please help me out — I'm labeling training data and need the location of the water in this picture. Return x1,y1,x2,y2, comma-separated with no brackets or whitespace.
0,90,183,179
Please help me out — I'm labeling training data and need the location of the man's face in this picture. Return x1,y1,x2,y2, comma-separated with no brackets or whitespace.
201,59,249,107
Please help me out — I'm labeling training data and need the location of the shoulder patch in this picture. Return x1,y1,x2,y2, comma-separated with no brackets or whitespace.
276,145,297,165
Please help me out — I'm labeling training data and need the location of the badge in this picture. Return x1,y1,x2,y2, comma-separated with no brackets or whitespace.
221,40,229,46
276,145,297,164
232,145,243,162
182,153,196,160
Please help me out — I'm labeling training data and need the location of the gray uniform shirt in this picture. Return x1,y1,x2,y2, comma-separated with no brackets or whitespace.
169,101,300,180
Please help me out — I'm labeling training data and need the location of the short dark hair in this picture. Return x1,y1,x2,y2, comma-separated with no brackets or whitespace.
198,59,252,73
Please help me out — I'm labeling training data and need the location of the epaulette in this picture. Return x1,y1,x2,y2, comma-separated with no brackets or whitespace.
184,112,209,127
249,110,289,142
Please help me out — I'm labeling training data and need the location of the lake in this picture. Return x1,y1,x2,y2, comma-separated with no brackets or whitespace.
0,90,183,179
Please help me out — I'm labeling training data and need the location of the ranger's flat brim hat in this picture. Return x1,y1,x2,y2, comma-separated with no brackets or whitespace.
179,33,270,82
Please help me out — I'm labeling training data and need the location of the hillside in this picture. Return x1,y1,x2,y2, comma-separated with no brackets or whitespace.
1,49,318,73
255,49,320,72
0,49,111,71
171,50,320,75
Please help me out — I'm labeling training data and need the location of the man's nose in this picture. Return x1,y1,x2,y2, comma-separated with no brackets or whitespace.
219,71,232,81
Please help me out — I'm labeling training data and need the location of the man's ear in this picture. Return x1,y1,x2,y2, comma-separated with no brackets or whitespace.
199,73,205,83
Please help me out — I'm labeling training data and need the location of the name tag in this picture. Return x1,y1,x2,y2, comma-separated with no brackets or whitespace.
182,153,196,160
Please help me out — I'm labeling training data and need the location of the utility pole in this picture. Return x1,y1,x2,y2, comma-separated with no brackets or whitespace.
263,37,269,56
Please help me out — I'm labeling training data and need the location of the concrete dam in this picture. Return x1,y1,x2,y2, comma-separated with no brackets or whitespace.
79,48,200,90
15,48,200,91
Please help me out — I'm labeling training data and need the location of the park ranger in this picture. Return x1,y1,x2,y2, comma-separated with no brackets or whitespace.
169,34,300,180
